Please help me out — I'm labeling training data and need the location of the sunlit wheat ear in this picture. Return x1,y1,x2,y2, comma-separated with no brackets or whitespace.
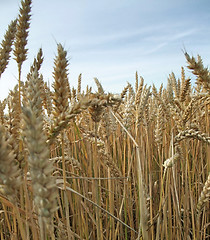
122,96,134,133
0,19,17,77
174,129,210,144
31,48,44,72
167,76,174,103
0,127,21,203
52,43,69,121
113,83,129,111
185,52,210,92
169,72,180,99
127,81,135,99
14,0,32,73
180,78,191,103
27,48,44,81
153,84,171,121
121,84,129,100
135,76,144,106
14,0,32,110
77,73,82,100
23,69,57,227
94,77,104,94
136,85,151,126
135,71,139,92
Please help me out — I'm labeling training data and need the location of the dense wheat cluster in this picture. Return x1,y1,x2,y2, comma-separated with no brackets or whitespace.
0,1,209,239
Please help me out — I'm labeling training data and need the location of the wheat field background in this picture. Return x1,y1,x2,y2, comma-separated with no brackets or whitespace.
0,0,209,239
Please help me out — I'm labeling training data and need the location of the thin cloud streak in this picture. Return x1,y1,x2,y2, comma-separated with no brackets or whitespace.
144,29,197,42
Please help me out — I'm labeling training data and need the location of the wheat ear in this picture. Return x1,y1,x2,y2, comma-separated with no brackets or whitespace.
196,173,210,238
174,129,210,144
185,52,210,92
14,0,32,108
23,68,57,237
0,19,17,77
94,77,104,94
0,127,21,203
197,173,210,214
0,126,26,240
14,0,32,72
52,43,69,121
77,73,82,99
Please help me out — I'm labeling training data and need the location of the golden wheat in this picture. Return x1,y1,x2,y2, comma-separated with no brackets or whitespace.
0,1,209,239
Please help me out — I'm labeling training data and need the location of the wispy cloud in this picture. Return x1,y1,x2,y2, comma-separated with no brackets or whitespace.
144,28,197,42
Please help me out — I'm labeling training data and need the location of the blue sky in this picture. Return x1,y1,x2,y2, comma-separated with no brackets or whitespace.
0,0,210,99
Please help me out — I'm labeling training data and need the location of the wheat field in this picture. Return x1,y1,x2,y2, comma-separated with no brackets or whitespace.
0,0,209,239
